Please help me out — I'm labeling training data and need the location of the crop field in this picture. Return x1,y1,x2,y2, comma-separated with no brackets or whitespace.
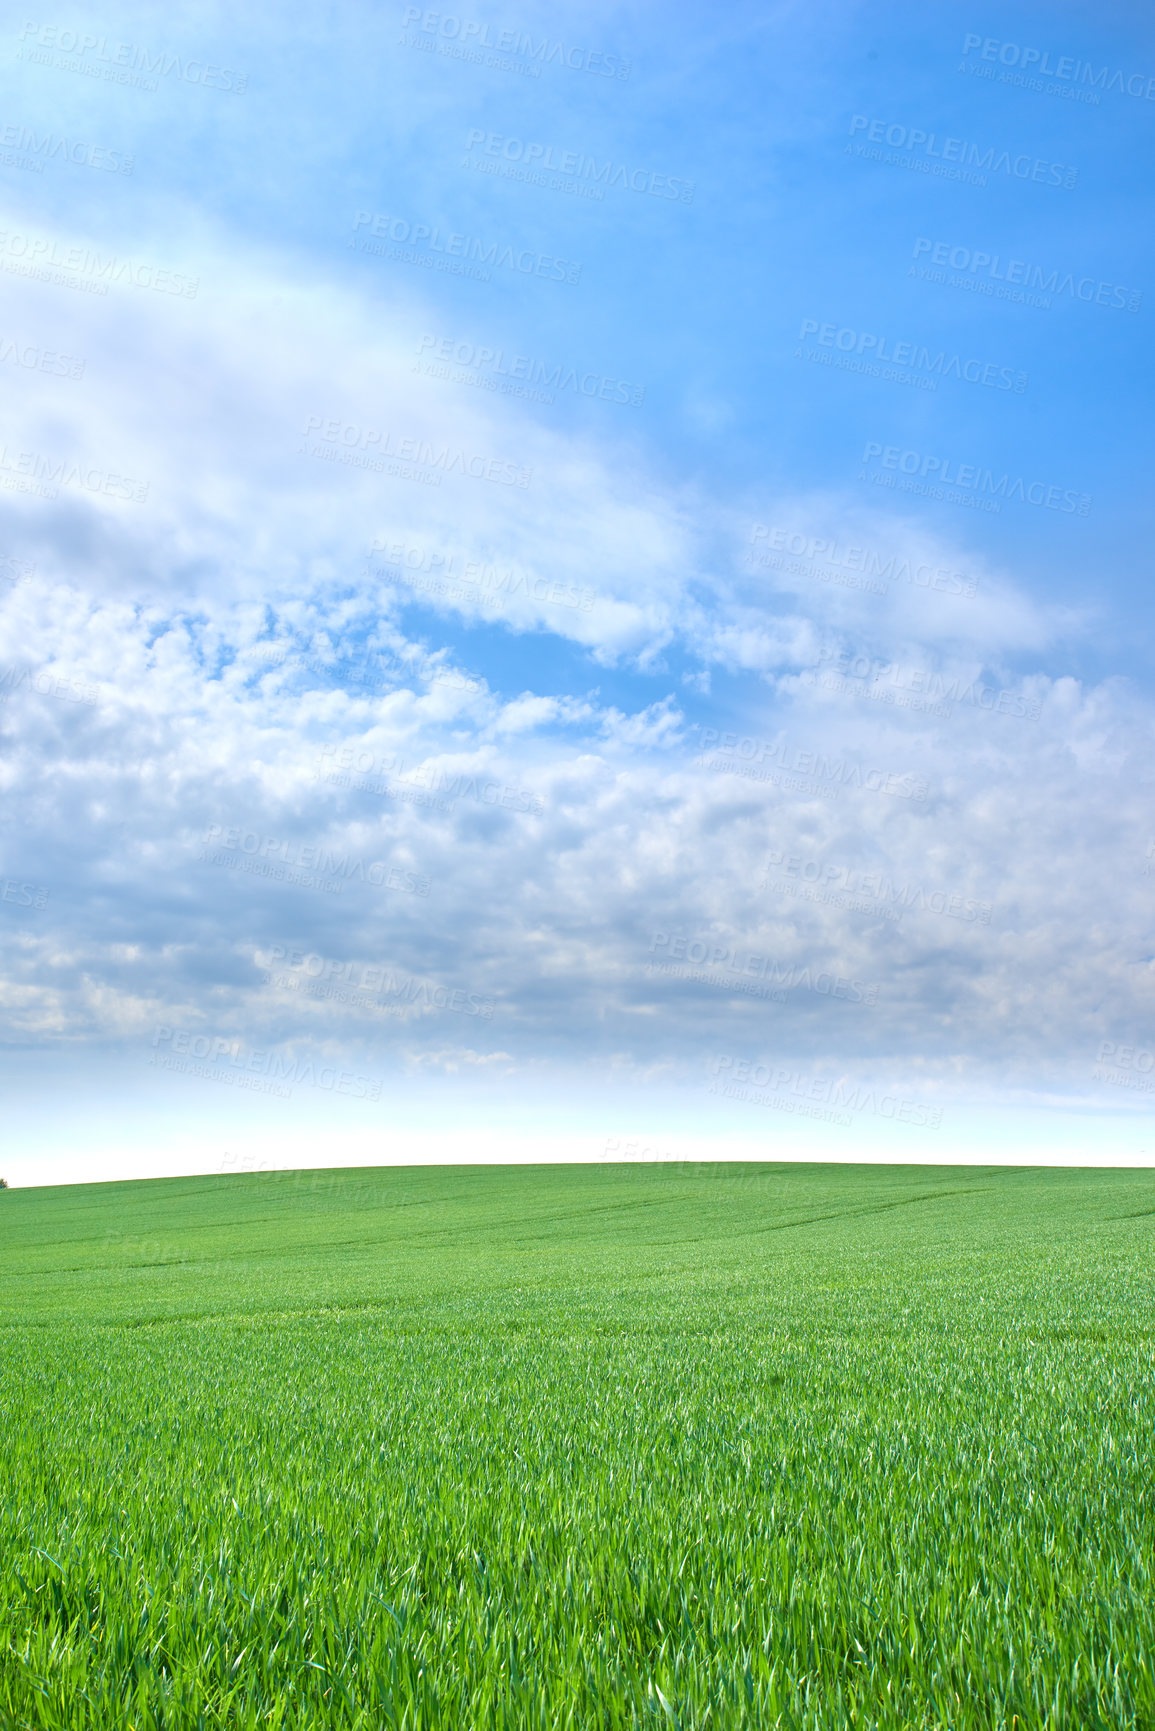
1,1161,1153,1729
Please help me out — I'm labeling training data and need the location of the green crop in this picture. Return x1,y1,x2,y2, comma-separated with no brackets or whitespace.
1,1161,1153,1728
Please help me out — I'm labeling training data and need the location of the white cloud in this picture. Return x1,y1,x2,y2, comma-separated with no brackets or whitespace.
0,192,1148,1136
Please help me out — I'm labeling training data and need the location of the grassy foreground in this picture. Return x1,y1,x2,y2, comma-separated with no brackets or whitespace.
1,1162,1153,1730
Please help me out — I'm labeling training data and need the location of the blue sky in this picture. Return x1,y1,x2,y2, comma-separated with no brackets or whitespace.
2,0,1155,1183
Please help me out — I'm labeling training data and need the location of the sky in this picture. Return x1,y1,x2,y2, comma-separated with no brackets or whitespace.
2,0,1154,1185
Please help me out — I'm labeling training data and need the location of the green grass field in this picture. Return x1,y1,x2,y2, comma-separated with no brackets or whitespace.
1,1161,1153,1729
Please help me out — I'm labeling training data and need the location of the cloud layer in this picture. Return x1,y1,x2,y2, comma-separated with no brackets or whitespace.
2,0,1154,1169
